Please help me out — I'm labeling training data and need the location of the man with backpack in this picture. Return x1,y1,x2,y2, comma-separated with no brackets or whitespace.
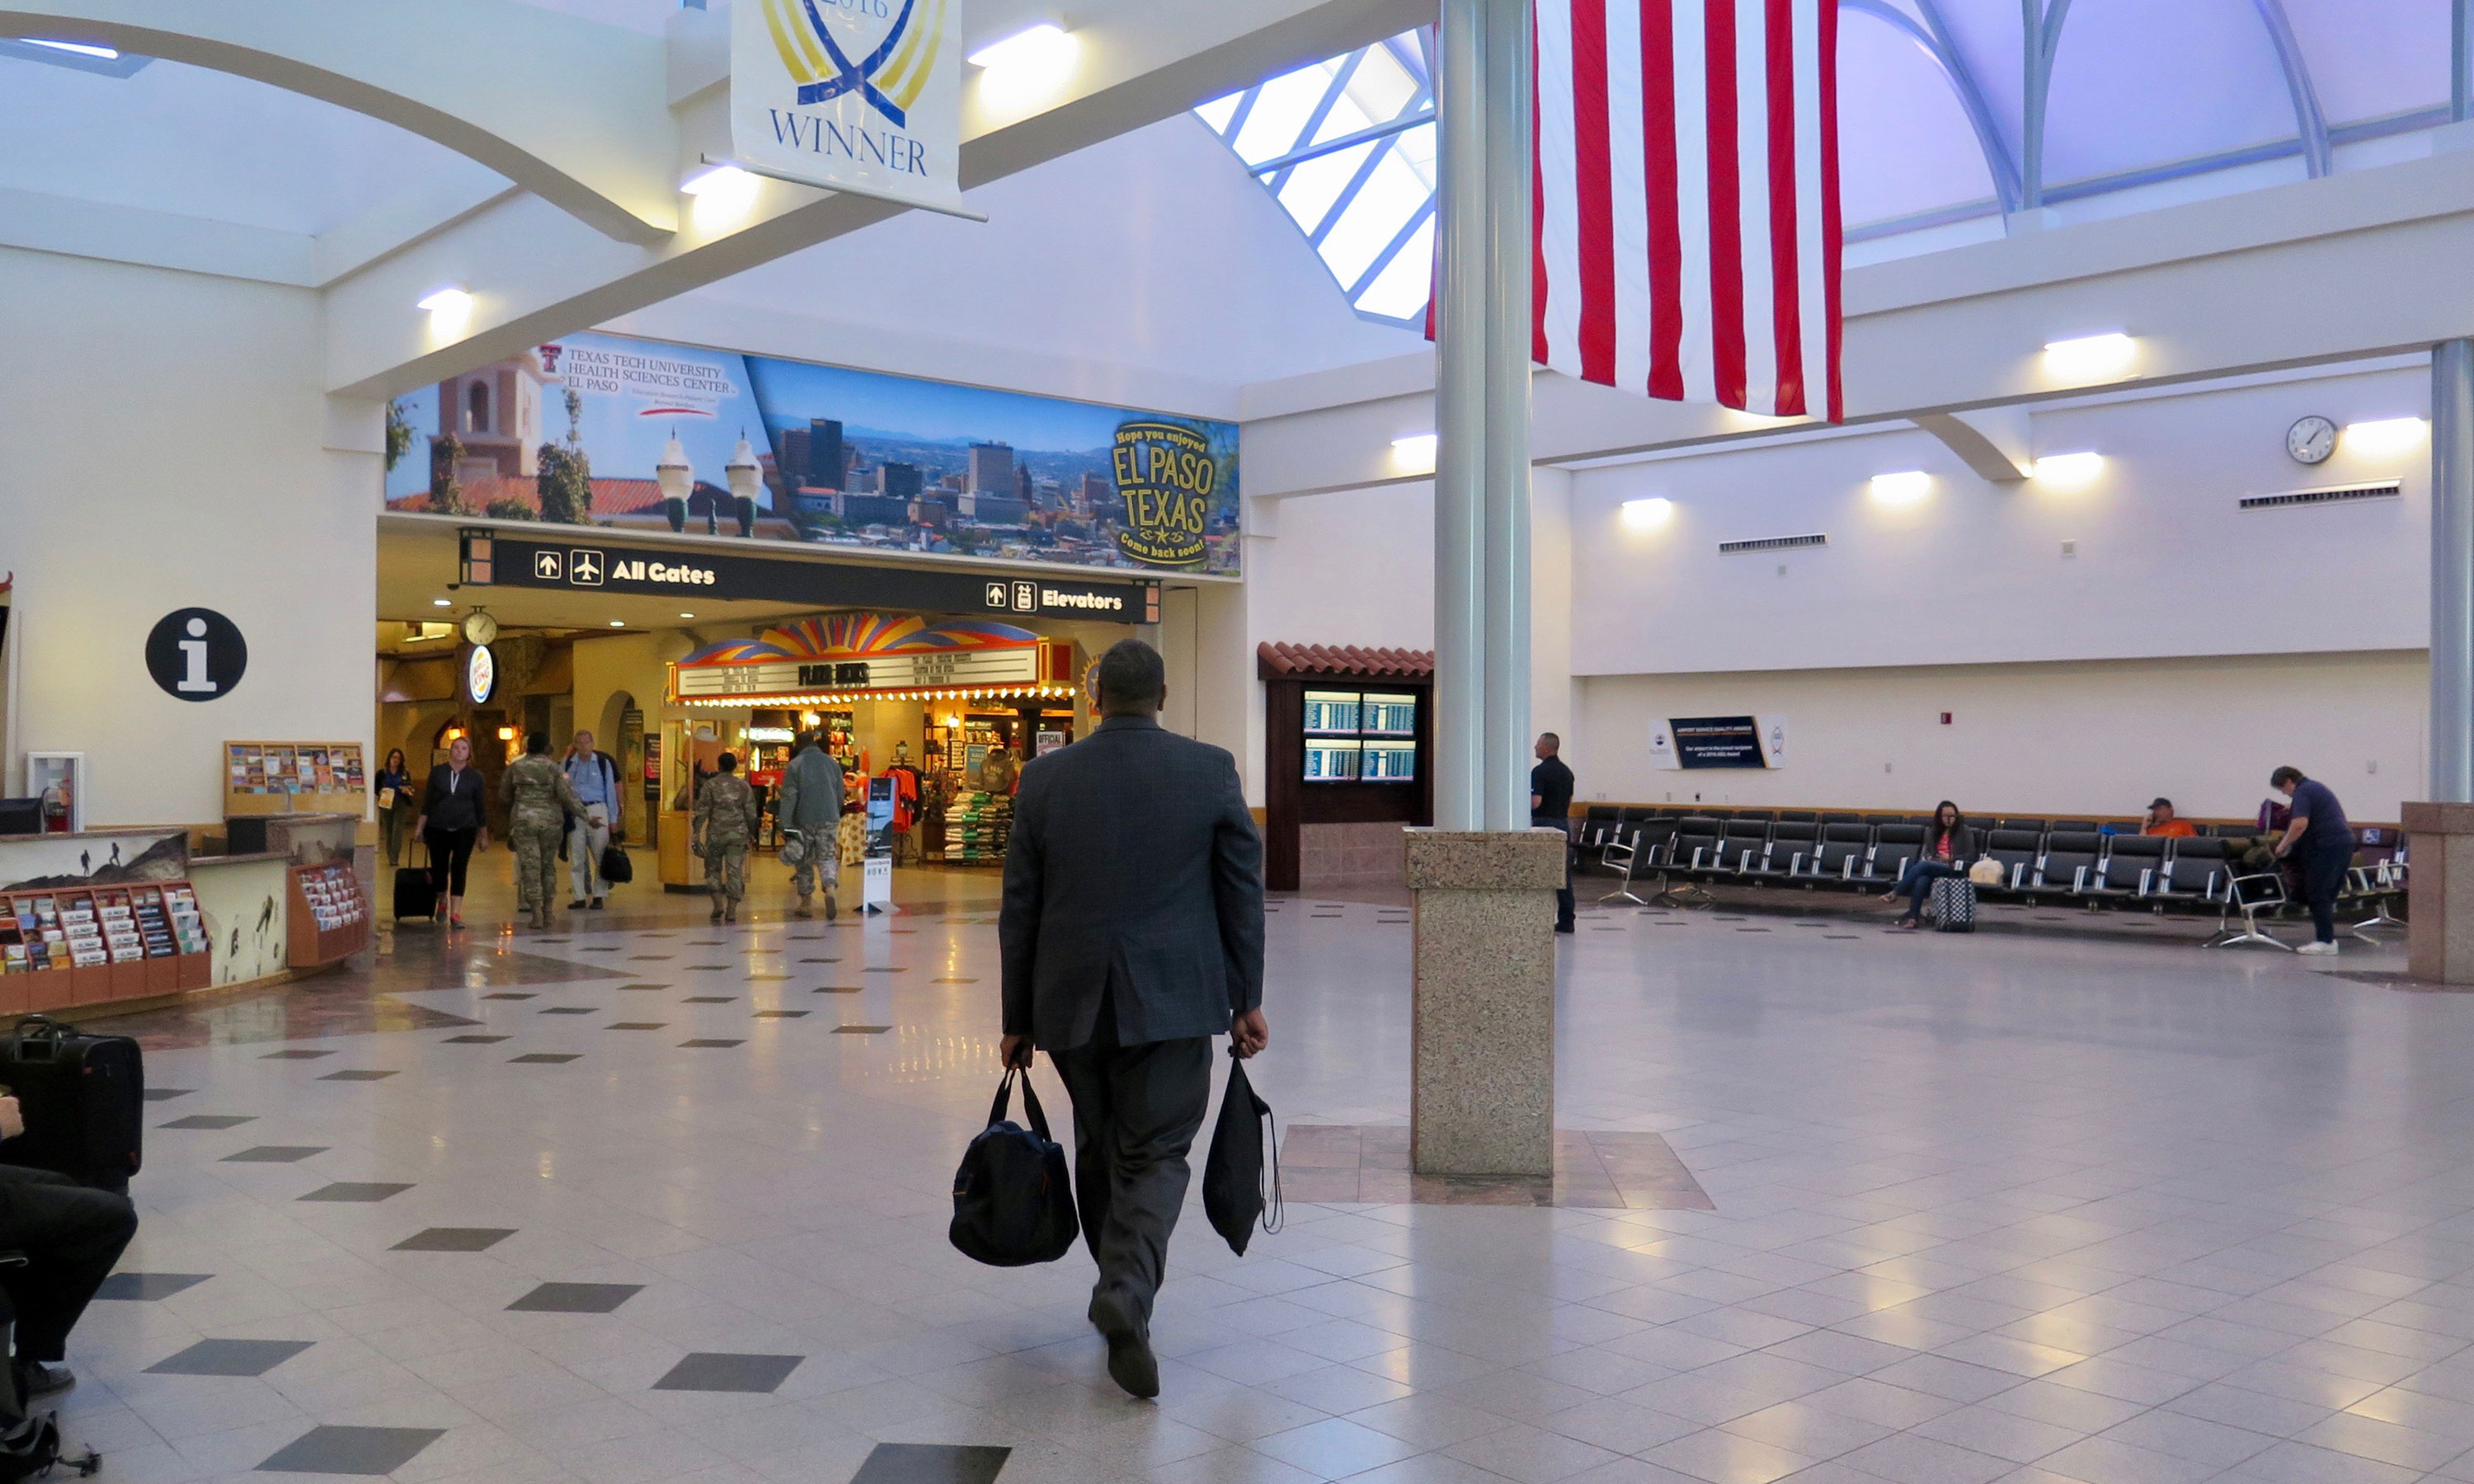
776,732,844,919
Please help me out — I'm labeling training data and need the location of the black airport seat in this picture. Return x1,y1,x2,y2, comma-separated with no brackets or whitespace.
1818,811,1861,824
2034,832,2104,894
1752,821,1817,878
1980,829,2043,893
1813,824,1874,882
2151,836,2230,905
2095,835,2168,898
1579,805,1625,848
1999,818,2047,834
2051,819,2099,833
1668,817,1724,874
1733,810,1776,824
1871,824,1926,881
1713,819,1772,875
1776,810,1818,824
1863,814,1904,826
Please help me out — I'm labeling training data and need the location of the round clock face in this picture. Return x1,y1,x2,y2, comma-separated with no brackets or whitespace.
464,644,496,705
461,611,498,646
2288,415,2337,465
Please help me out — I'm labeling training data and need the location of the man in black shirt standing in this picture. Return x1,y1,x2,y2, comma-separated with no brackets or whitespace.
1531,733,1577,934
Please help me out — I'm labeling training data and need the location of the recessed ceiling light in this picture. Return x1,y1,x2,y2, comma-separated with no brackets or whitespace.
609,620,625,627
678,613,696,618
432,599,452,607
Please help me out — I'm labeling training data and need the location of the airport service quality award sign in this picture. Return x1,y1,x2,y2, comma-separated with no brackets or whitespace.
733,0,966,215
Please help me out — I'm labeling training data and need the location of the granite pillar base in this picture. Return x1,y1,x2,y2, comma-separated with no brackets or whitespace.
1404,828,1567,1177
2403,802,2474,982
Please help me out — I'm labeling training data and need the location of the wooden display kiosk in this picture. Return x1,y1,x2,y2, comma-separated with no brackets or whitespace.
0,879,213,1014
1258,643,1435,893
286,862,371,969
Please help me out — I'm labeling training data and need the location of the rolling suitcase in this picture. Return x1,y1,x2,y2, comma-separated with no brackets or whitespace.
1930,876,1977,933
394,841,437,921
0,1015,143,1193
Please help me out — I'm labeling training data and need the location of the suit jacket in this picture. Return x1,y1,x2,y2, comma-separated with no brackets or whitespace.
1000,714,1263,1050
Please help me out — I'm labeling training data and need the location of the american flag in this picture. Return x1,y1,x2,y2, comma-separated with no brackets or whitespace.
1532,0,1841,419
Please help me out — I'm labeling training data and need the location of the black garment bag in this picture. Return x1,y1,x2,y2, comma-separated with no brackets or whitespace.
1202,1048,1282,1256
949,1066,1079,1266
0,1016,142,1194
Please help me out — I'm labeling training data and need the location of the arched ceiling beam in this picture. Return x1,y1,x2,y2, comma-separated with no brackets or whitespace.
2021,0,2073,209
0,1,678,243
1841,0,2021,214
2250,0,2331,178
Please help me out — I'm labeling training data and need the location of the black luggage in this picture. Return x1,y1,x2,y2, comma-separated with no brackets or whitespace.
0,1016,142,1193
599,843,633,885
1202,1049,1282,1256
948,1067,1078,1267
394,842,437,921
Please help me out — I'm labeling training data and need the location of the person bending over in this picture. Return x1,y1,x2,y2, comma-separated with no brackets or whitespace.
1883,800,1977,930
2270,765,2352,955
0,1095,138,1401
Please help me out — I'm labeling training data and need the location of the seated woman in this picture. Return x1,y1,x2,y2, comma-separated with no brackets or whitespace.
1883,801,1978,929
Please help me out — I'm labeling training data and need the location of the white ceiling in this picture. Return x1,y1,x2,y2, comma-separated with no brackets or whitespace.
680,114,1427,391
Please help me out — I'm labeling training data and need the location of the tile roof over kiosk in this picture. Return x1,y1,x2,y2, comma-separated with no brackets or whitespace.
1256,642,1435,681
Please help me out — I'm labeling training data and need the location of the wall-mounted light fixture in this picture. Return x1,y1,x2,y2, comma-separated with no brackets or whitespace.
2344,416,2427,458
1868,471,1931,506
2042,332,2137,383
2032,451,2105,484
680,163,761,228
416,286,473,340
1620,497,1674,529
970,22,1077,109
1390,434,1438,474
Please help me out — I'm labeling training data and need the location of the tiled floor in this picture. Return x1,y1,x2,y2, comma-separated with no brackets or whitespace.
50,857,2474,1482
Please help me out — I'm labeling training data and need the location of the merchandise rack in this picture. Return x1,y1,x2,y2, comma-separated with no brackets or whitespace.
287,862,369,969
0,879,211,1012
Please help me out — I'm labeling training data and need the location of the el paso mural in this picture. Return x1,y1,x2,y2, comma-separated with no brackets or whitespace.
384,331,1240,576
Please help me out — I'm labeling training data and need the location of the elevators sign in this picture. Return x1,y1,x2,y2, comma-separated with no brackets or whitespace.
730,0,968,217
1112,421,1216,567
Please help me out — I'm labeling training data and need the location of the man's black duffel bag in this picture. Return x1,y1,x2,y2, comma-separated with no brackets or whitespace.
949,1066,1078,1267
0,1015,142,1193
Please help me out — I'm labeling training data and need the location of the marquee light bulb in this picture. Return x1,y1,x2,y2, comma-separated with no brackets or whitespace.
2344,416,2427,457
1620,497,1674,529
1868,471,1931,505
2033,451,2105,485
2042,332,2137,382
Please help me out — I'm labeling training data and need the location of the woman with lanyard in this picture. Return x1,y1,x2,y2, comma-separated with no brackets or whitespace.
374,748,416,869
412,735,489,929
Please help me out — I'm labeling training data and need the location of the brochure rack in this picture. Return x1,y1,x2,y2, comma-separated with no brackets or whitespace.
226,741,367,817
0,879,212,1012
286,862,369,969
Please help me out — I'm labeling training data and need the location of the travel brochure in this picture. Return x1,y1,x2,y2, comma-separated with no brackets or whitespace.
228,743,366,797
0,884,203,973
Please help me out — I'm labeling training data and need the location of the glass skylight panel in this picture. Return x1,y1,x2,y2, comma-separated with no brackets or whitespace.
1231,64,1335,164
1192,93,1240,135
1354,217,1434,321
1193,30,1437,326
1277,143,1374,236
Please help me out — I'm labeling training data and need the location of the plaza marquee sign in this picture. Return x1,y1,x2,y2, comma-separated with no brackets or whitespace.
669,614,1077,702
731,0,966,216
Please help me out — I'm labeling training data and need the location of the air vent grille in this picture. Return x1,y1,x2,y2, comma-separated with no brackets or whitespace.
2238,481,2401,512
1717,533,1829,554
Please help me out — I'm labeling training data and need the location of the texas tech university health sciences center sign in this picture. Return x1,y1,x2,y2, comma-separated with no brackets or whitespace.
463,533,1157,625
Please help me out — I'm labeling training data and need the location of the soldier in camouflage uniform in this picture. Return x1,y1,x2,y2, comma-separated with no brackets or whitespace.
500,732,586,930
694,751,760,923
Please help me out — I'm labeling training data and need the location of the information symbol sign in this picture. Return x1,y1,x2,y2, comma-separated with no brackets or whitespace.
145,608,247,702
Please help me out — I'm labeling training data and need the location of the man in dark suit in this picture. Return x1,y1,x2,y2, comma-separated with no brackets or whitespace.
999,638,1267,1400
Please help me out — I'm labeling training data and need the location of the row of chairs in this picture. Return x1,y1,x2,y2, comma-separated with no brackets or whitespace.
1581,805,2270,838
1580,814,2406,947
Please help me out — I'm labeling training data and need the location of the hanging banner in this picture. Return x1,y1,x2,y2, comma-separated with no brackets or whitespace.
731,0,967,216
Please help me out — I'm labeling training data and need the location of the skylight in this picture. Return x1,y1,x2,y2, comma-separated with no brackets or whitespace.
1192,31,1436,329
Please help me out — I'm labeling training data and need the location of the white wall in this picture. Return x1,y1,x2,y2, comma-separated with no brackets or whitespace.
1580,650,2426,823
0,247,379,826
1570,366,2432,676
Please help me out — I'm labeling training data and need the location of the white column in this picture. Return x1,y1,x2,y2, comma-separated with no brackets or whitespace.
1479,0,1535,831
2434,338,2474,802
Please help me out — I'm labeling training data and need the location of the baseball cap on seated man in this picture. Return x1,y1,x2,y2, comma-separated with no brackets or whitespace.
2150,796,2173,810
